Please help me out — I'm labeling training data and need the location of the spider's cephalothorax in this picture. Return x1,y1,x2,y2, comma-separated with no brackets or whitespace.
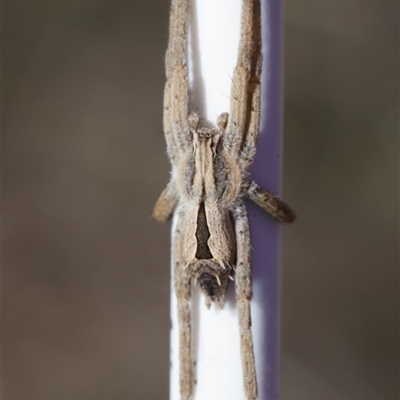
153,0,295,399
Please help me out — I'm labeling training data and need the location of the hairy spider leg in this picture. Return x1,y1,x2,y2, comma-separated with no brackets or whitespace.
173,211,192,400
153,181,178,222
164,0,191,166
164,3,194,399
233,201,258,400
245,179,296,223
225,0,261,169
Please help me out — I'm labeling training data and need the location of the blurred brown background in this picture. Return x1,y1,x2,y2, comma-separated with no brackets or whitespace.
3,0,398,399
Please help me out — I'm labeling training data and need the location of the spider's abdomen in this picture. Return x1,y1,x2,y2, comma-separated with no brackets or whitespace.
197,271,219,299
184,200,236,304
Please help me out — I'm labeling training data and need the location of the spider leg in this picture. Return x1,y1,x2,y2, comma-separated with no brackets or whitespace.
175,262,192,400
225,0,262,171
153,181,178,222
239,0,261,170
173,212,193,400
233,201,258,400
246,179,296,223
164,0,191,165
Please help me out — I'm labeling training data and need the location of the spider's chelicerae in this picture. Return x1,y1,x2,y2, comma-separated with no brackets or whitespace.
153,0,295,399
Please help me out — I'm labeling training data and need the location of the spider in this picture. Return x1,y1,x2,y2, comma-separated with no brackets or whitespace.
153,0,294,399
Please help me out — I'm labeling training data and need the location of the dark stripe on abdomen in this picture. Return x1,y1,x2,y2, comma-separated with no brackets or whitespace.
195,202,213,259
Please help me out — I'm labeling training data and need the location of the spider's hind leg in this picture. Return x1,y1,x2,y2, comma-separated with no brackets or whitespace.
233,201,258,400
175,264,192,400
174,215,193,399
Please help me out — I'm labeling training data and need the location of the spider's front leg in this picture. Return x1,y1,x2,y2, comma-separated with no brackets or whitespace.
155,0,192,223
225,0,262,171
233,201,258,400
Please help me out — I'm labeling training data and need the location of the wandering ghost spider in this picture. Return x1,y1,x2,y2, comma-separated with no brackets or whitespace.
153,0,295,399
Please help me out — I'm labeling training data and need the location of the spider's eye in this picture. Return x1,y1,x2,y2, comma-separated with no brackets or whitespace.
197,128,218,141
197,130,211,140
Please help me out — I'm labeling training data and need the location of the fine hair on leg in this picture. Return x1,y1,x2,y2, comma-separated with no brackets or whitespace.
233,201,258,400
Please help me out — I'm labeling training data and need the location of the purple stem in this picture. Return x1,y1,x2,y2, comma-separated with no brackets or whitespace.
249,1,284,399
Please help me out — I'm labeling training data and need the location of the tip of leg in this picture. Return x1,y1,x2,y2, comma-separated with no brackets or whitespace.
152,210,167,223
217,112,228,131
274,198,296,223
188,111,199,131
205,298,211,309
280,206,296,223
